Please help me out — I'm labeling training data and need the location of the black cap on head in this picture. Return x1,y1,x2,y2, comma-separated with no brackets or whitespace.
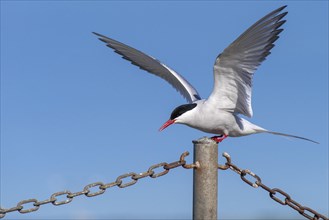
170,103,197,120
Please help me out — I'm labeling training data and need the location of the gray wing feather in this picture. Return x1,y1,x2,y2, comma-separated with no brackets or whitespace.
207,5,288,117
93,32,201,103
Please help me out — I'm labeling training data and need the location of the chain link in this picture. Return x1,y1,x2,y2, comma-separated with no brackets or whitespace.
0,151,194,219
218,152,328,220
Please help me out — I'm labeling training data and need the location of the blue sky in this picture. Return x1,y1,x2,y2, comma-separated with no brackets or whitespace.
1,1,328,219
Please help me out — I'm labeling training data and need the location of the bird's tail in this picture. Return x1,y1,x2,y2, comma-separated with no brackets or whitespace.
257,129,319,144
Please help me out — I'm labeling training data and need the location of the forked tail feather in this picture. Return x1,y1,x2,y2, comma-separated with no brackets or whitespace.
259,130,319,144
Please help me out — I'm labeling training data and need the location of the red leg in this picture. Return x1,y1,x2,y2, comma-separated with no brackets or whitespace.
211,134,228,143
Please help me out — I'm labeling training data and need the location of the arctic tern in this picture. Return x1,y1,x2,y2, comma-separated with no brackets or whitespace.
93,5,318,144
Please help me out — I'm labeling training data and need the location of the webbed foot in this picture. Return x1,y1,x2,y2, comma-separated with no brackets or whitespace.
211,134,228,143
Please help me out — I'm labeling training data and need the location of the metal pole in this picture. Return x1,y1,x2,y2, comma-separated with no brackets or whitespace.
193,137,218,220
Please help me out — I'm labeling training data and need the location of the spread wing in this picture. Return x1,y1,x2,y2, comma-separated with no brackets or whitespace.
93,32,201,103
207,5,288,117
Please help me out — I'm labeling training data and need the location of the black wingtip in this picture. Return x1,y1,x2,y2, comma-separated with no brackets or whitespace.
92,32,110,44
92,32,108,40
273,5,288,16
92,31,101,36
279,5,288,10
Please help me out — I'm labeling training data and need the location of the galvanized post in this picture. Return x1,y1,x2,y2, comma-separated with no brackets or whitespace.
193,137,218,220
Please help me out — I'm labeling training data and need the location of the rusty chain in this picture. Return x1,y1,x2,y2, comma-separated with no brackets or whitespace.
1,150,327,219
0,151,197,219
218,152,328,220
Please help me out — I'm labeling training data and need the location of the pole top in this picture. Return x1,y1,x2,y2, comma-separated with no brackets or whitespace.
192,137,217,145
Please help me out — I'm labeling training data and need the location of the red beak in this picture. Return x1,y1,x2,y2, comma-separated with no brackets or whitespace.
159,119,176,131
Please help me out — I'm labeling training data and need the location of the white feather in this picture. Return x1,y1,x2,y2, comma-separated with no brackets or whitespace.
207,6,287,117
